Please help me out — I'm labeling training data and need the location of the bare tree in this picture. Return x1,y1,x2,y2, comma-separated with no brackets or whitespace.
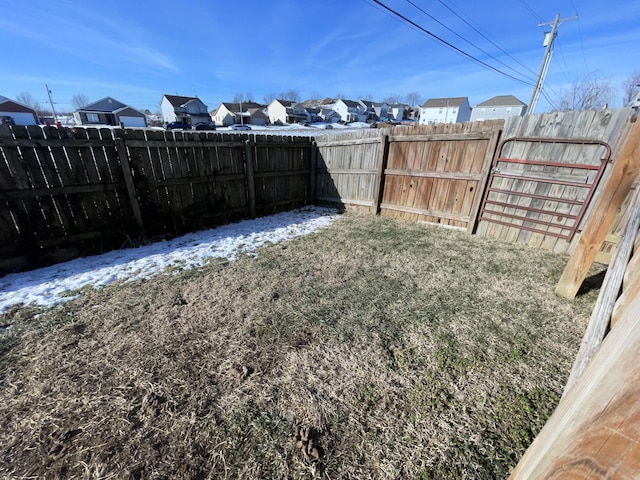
621,71,640,106
308,91,324,101
280,90,300,102
334,92,345,100
71,94,90,110
383,94,404,105
359,93,374,101
263,92,277,104
245,92,254,102
16,92,42,111
405,91,422,107
557,72,614,111
233,92,244,103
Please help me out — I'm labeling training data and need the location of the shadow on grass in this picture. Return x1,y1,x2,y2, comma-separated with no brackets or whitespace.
576,269,607,297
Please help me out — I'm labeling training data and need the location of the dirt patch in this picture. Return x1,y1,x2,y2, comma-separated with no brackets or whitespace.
0,212,600,479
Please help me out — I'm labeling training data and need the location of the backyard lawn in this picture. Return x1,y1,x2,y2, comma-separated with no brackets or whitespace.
0,212,601,479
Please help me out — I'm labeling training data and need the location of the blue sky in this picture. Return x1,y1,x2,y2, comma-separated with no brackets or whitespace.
2,0,639,114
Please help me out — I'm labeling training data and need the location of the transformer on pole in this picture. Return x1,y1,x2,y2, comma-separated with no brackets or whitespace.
528,13,578,114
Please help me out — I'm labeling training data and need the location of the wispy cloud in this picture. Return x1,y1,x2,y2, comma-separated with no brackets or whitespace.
0,5,179,73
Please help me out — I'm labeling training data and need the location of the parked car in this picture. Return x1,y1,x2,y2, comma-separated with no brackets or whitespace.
324,124,333,129
0,115,15,126
231,124,251,131
166,121,192,130
194,122,216,131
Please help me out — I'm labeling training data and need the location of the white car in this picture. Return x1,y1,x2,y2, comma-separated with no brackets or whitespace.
231,124,251,131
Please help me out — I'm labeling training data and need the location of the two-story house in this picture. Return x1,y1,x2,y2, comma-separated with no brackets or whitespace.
470,95,527,121
212,102,267,126
333,99,366,123
161,94,210,125
268,99,307,125
386,103,406,122
419,97,472,125
358,100,388,122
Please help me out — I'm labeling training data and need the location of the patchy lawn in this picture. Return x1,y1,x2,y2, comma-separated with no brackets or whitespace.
0,212,600,479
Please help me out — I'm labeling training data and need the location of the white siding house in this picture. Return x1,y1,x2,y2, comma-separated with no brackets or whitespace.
333,99,366,123
161,94,210,125
419,97,471,125
470,95,527,121
212,102,265,126
268,99,306,124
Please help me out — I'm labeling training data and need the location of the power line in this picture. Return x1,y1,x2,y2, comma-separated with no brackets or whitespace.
436,0,538,78
406,0,536,84
518,0,542,22
367,0,535,87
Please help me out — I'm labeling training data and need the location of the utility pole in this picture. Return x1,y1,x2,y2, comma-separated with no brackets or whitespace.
45,84,58,123
528,13,578,114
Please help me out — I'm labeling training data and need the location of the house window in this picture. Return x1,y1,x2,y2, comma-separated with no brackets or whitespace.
439,108,443,114
87,113,99,123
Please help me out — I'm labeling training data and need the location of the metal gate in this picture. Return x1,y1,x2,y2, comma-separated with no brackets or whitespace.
478,137,612,242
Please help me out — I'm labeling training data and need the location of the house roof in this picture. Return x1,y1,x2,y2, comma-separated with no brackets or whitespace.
78,96,127,112
163,94,204,107
338,99,360,108
422,97,469,108
274,99,296,107
475,95,527,107
221,102,263,113
0,96,37,114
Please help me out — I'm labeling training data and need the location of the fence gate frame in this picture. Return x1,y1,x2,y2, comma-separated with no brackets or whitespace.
477,136,612,242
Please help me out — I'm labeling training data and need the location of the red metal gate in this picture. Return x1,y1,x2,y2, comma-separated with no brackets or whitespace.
478,137,612,242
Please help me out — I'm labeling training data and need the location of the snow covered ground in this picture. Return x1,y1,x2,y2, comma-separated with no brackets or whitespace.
0,206,341,313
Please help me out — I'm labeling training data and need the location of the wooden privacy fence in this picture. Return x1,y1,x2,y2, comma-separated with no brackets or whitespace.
0,125,313,274
315,121,503,232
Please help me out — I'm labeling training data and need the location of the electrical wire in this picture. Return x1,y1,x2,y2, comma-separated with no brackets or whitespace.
518,0,542,22
436,0,539,78
367,0,536,87
406,0,537,84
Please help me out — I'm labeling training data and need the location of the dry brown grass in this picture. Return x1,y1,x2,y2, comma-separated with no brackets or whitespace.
0,212,601,479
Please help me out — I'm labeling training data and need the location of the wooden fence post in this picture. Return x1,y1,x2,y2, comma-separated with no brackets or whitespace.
373,134,390,215
563,181,640,395
309,141,317,205
244,140,256,218
555,118,640,299
466,124,502,235
114,131,146,235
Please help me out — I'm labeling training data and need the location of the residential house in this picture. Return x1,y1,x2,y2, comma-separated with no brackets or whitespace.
212,102,266,126
332,99,366,123
305,107,322,123
0,95,39,125
320,108,341,123
268,99,307,125
358,100,388,122
470,95,527,121
73,97,147,127
419,97,472,125
161,94,210,125
386,103,406,122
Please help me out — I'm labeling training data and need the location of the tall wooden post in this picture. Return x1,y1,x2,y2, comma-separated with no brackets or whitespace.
114,131,146,235
555,118,640,299
373,134,390,215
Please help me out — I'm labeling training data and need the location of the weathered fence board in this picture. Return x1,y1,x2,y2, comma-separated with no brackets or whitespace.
378,121,502,230
0,126,313,274
315,130,383,208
